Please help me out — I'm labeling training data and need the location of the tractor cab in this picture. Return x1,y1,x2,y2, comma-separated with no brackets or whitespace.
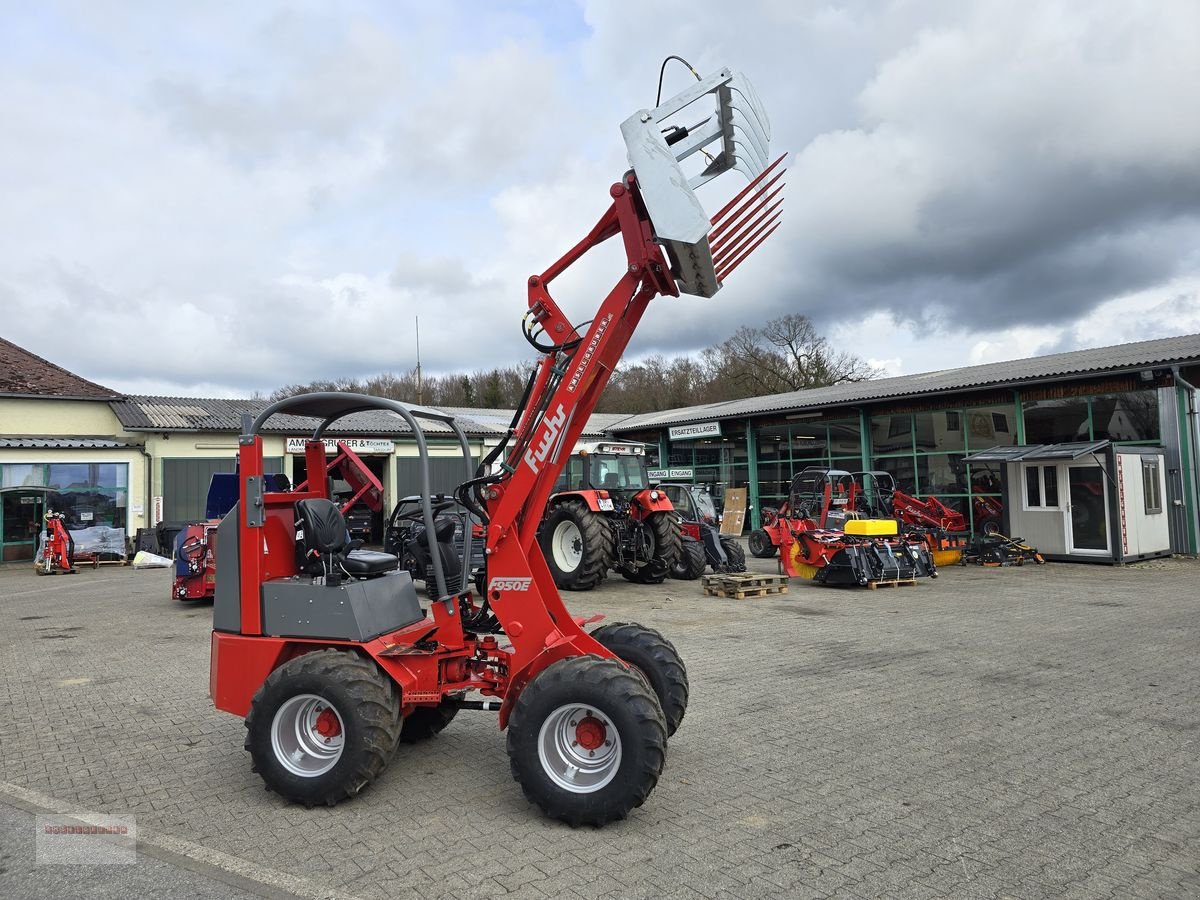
661,483,717,526
846,471,898,519
555,442,652,503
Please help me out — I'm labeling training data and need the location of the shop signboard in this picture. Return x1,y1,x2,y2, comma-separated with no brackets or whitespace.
668,421,722,441
286,438,395,455
647,467,696,480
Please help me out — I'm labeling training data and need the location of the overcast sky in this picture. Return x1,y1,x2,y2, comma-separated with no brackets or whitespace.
3,1,1199,398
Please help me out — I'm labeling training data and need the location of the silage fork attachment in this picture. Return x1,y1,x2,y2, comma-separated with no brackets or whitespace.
621,68,787,297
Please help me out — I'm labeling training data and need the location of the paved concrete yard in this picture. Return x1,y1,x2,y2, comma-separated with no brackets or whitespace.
1,552,1198,899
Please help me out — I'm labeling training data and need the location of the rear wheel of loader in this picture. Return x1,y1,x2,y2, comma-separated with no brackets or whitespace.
748,529,776,558
540,500,613,591
670,536,706,580
590,622,689,736
718,536,747,573
507,655,666,827
399,700,459,744
620,512,680,584
245,649,401,808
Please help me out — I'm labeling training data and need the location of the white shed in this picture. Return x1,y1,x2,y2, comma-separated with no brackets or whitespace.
963,441,1172,564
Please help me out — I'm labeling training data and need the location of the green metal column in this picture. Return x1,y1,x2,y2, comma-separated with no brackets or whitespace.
658,433,670,471
1013,390,1026,445
858,408,870,471
746,420,760,530
1176,384,1198,553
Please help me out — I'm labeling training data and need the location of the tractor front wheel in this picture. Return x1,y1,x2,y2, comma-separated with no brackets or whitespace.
670,536,706,580
590,623,689,736
507,655,667,827
619,512,681,584
245,649,401,807
540,500,613,591
748,528,776,559
718,536,747,573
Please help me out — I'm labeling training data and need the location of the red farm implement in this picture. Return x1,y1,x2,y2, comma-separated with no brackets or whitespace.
208,62,787,825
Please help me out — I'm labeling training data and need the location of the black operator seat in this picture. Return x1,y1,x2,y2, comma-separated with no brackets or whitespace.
294,498,398,578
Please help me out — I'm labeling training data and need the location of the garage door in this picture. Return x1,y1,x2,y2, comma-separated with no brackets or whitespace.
395,456,476,501
162,457,283,522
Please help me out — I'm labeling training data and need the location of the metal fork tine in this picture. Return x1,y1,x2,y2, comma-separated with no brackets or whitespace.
715,221,782,283
713,209,782,272
712,203,784,265
709,177,787,243
709,154,789,227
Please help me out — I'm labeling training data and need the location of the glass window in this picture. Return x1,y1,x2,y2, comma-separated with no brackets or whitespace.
872,414,913,455
1093,391,1159,442
1043,467,1059,507
913,411,966,453
918,454,967,496
41,463,129,529
1023,398,1091,443
2,464,45,488
826,420,861,456
1142,458,1162,513
1025,465,1060,509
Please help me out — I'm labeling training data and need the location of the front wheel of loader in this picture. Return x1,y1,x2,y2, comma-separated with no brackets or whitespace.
590,622,689,736
717,536,747,573
670,536,706,580
245,649,401,808
748,529,776,559
507,655,667,827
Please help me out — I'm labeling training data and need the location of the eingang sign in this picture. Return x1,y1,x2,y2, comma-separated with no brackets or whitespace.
286,438,395,455
668,421,722,441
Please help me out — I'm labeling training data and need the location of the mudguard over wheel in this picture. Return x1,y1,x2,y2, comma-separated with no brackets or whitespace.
540,499,614,591
748,528,776,559
718,536,747,573
399,700,459,744
245,649,402,807
670,536,706,580
620,512,681,584
507,655,667,827
590,622,689,736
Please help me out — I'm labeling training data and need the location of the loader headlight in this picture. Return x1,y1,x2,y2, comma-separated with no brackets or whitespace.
650,490,660,501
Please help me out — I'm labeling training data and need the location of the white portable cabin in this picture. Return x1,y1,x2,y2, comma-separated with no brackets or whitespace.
963,441,1172,564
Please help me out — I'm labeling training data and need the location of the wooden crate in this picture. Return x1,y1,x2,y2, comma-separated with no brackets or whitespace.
702,573,790,599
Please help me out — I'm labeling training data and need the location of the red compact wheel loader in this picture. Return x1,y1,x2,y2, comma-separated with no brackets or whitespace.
208,62,787,826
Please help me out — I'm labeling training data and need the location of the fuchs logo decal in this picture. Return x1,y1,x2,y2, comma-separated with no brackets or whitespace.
523,404,567,474
567,314,612,393
489,577,532,592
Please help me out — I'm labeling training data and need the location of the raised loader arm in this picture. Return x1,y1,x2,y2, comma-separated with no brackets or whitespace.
464,67,788,708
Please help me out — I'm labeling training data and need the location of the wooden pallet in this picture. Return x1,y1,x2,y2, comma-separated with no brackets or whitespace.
865,577,916,590
702,573,790,599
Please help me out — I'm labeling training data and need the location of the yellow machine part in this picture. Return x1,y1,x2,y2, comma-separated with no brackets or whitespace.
843,518,898,536
932,548,962,567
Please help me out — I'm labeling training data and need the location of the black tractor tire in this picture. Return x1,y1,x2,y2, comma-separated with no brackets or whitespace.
506,655,667,827
399,700,459,744
620,512,681,584
978,517,1001,537
474,564,487,598
244,649,401,807
540,500,614,591
748,528,777,559
718,536,747,573
670,536,706,580
590,623,689,736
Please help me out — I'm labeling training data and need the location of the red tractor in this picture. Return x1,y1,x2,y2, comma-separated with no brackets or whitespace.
538,442,681,591
208,63,786,825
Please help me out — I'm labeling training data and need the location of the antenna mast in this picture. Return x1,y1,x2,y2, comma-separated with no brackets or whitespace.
415,315,423,404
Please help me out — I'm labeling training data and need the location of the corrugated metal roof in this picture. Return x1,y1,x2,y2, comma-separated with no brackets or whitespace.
0,436,134,450
610,332,1200,431
111,398,621,438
